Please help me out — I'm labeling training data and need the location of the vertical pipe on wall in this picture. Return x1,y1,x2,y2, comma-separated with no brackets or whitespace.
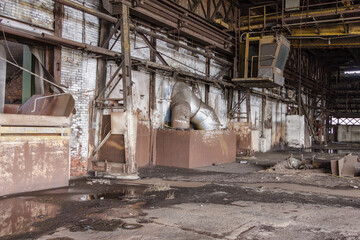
205,57,210,105
149,28,156,166
22,45,34,104
53,2,63,84
0,44,5,113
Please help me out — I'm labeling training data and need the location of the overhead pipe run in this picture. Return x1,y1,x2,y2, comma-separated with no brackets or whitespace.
170,82,221,130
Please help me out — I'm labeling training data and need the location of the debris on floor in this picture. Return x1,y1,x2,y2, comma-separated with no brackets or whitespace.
271,154,313,170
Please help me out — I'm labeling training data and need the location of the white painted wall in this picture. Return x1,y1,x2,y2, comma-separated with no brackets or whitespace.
286,115,305,148
338,125,360,142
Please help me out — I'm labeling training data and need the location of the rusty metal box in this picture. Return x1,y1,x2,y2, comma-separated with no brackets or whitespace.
155,129,236,168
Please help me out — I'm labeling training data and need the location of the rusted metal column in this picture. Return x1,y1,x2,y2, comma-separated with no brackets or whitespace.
321,91,326,145
0,45,5,113
246,89,251,122
244,33,250,79
205,57,210,105
149,30,156,110
261,94,266,137
149,27,156,166
120,3,137,174
297,48,302,115
53,2,63,84
238,90,241,122
96,19,112,99
228,88,234,114
121,3,132,110
93,17,112,154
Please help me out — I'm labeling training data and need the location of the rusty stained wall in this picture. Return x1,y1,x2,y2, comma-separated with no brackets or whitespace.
238,89,287,153
0,137,70,196
263,98,286,151
228,122,252,155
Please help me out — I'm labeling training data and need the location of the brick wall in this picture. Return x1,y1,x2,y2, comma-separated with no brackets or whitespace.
61,0,99,176
61,48,97,176
0,0,54,30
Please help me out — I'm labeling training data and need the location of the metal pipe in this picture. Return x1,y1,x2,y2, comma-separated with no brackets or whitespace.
170,82,221,130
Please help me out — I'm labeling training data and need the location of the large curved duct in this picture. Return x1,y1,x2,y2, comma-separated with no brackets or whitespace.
170,82,221,130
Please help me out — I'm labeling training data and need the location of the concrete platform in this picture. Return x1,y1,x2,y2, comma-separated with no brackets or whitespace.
155,129,236,168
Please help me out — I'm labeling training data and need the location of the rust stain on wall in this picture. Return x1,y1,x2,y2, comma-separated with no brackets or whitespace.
135,122,151,167
228,122,253,156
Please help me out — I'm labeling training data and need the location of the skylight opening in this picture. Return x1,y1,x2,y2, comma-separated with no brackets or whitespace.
344,70,360,75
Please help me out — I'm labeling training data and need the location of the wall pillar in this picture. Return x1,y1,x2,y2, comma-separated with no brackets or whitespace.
0,45,6,113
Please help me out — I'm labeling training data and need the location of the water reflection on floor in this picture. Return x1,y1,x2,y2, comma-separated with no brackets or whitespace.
0,197,59,237
0,183,147,237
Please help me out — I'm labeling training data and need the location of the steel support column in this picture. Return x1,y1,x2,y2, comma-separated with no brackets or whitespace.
121,3,132,110
120,3,136,174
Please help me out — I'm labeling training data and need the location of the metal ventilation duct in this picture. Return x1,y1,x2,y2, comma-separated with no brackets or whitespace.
258,35,290,87
170,82,221,130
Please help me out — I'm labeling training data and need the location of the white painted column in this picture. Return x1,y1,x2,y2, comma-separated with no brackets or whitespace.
0,45,6,113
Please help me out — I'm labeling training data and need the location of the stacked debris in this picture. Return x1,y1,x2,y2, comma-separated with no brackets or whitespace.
331,153,360,177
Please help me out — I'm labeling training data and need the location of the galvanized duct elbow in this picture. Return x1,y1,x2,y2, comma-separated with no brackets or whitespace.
170,82,221,130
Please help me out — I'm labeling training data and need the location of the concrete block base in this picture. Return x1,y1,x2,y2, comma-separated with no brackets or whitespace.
155,129,236,168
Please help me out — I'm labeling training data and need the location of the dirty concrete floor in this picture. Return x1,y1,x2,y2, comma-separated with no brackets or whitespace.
1,152,360,240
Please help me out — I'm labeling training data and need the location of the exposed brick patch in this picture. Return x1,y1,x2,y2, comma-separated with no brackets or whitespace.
70,156,87,177
5,73,22,104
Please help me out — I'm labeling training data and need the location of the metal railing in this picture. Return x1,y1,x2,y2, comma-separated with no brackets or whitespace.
245,0,358,31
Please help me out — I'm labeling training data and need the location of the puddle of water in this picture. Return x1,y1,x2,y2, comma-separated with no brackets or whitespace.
67,184,146,202
21,184,147,202
0,183,147,237
0,198,59,237
121,178,210,188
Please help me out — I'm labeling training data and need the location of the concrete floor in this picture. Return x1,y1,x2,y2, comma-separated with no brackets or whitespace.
1,152,360,240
